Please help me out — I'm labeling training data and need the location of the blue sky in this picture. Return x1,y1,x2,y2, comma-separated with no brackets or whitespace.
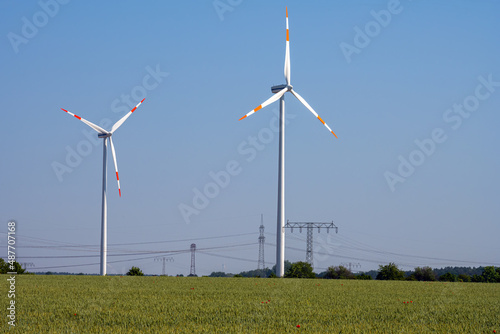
1,0,499,276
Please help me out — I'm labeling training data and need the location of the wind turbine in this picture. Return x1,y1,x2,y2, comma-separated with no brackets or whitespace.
61,98,145,276
239,8,337,277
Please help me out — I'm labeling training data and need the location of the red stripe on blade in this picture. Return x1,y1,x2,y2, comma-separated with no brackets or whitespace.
116,172,119,181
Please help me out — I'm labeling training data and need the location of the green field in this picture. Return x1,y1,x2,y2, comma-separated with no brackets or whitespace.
3,275,500,333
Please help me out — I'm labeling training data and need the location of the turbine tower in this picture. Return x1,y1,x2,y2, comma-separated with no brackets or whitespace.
61,99,145,276
258,214,265,270
239,8,337,277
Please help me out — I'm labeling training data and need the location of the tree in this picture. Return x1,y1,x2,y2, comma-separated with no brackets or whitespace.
0,259,26,274
412,266,436,281
272,260,292,276
376,263,405,280
356,273,372,280
238,268,273,278
481,266,500,283
284,261,315,279
433,266,484,278
458,274,471,282
471,274,483,283
209,271,232,277
325,266,355,279
439,272,457,282
126,266,144,276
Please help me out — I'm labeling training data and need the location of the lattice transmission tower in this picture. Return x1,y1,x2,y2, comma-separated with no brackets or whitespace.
258,214,265,270
155,256,174,276
285,221,338,268
341,262,361,272
190,243,196,276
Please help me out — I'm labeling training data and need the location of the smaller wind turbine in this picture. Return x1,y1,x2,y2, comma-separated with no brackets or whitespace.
239,7,337,277
61,98,145,276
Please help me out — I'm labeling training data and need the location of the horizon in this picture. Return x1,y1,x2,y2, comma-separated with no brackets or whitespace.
1,1,499,276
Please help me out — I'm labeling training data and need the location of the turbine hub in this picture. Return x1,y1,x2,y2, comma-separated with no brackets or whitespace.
271,84,293,93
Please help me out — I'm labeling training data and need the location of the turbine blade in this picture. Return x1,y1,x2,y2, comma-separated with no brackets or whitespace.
108,137,121,197
61,108,108,134
111,98,145,133
239,87,288,121
290,89,338,138
284,7,291,85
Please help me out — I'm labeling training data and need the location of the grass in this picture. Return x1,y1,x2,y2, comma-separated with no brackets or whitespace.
3,275,500,333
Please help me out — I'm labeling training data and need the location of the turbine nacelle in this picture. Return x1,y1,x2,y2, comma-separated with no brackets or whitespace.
271,84,293,94
98,133,112,138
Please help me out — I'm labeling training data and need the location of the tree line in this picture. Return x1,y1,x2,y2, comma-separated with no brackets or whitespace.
3,258,499,282
208,261,500,283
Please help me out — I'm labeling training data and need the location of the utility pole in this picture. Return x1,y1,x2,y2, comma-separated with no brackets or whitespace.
285,221,338,268
258,214,266,271
155,257,174,276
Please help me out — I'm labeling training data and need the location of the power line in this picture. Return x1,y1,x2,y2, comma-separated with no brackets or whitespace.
28,243,258,271
2,232,257,249
15,243,257,260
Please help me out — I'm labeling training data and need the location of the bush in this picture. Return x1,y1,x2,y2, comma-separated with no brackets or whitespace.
126,266,144,276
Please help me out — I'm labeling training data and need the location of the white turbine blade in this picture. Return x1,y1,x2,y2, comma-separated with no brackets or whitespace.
111,98,145,133
239,87,288,121
284,7,291,85
108,137,121,197
61,108,108,134
290,89,338,138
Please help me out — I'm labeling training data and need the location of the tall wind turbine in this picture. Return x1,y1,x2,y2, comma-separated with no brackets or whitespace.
239,8,337,277
61,98,145,276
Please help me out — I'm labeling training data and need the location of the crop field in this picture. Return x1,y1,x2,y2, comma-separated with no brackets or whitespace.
3,275,500,333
